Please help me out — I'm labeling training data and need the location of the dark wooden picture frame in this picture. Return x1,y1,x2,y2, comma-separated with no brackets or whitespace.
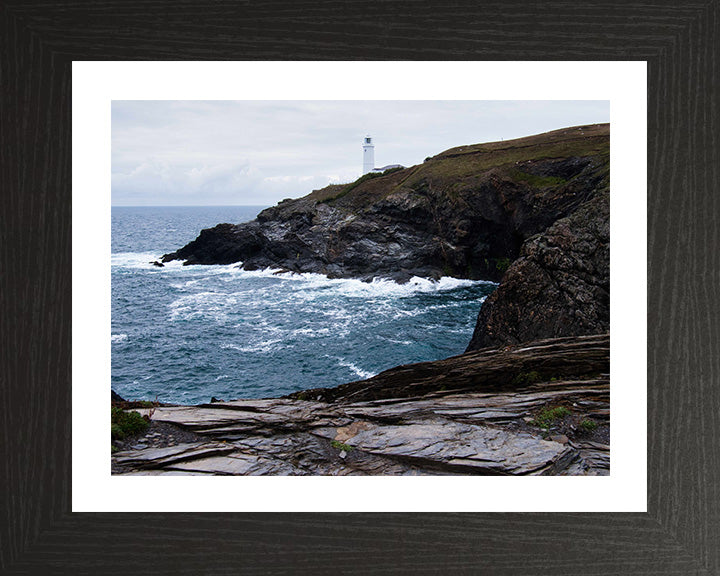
2,2,718,574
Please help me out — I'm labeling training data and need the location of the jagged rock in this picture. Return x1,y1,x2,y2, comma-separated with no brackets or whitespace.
467,189,609,350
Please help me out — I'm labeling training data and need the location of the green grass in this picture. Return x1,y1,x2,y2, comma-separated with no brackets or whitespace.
307,127,609,211
531,406,571,430
579,419,598,432
320,167,404,204
511,370,542,386
331,440,353,452
511,170,568,188
407,135,608,185
111,407,149,441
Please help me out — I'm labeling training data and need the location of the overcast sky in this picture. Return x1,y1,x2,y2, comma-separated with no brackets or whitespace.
112,100,609,206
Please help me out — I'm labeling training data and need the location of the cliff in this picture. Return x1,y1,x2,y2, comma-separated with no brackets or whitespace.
162,124,609,284
467,186,609,349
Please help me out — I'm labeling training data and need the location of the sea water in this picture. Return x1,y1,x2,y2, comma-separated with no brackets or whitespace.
111,206,497,404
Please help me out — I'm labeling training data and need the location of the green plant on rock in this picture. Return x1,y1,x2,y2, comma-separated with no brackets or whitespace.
331,440,353,452
531,406,571,430
111,424,124,440
511,370,542,386
111,407,149,441
580,419,598,432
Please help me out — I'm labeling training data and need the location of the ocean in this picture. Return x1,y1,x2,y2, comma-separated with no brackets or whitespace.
111,206,497,404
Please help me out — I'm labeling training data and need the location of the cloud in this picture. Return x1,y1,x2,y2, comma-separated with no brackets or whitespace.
112,100,609,206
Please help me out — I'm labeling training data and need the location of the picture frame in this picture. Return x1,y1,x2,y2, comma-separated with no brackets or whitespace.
2,1,718,573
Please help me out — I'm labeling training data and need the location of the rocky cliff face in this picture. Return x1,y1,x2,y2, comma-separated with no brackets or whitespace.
162,124,610,284
466,188,609,350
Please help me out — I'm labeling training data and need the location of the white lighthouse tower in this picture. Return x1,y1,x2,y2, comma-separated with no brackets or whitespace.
362,135,375,174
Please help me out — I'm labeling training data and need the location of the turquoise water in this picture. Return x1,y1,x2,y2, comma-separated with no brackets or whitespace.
111,206,496,404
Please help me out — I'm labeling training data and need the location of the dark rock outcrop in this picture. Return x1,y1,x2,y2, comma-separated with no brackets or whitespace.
162,124,610,283
467,188,610,350
290,333,609,403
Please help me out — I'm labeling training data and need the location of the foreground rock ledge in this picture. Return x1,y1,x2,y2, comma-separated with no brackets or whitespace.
113,334,609,476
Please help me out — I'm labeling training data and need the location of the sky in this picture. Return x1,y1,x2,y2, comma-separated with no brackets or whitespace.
112,100,609,206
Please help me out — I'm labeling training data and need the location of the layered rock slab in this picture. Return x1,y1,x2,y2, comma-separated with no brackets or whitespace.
112,335,609,476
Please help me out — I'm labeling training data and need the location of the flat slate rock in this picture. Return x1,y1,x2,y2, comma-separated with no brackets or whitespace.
113,335,610,476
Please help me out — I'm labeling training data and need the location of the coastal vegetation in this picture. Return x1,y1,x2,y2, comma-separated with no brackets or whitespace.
531,406,571,431
580,419,599,432
111,407,148,440
331,440,353,452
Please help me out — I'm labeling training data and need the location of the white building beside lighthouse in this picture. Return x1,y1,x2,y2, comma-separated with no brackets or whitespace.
362,135,375,174
362,134,404,175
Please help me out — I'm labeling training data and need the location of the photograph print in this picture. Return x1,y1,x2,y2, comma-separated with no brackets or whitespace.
110,100,610,476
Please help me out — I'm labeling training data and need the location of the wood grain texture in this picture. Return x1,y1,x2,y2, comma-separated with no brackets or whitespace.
1,0,718,574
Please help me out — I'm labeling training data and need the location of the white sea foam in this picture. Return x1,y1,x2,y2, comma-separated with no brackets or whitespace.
111,333,128,343
167,291,237,323
113,252,494,302
328,356,376,380
172,278,205,288
187,263,493,294
287,327,332,338
341,361,376,380
111,252,166,269
221,339,284,353
378,336,413,345
282,274,488,299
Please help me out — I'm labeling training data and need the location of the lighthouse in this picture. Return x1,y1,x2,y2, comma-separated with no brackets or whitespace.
362,135,375,174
